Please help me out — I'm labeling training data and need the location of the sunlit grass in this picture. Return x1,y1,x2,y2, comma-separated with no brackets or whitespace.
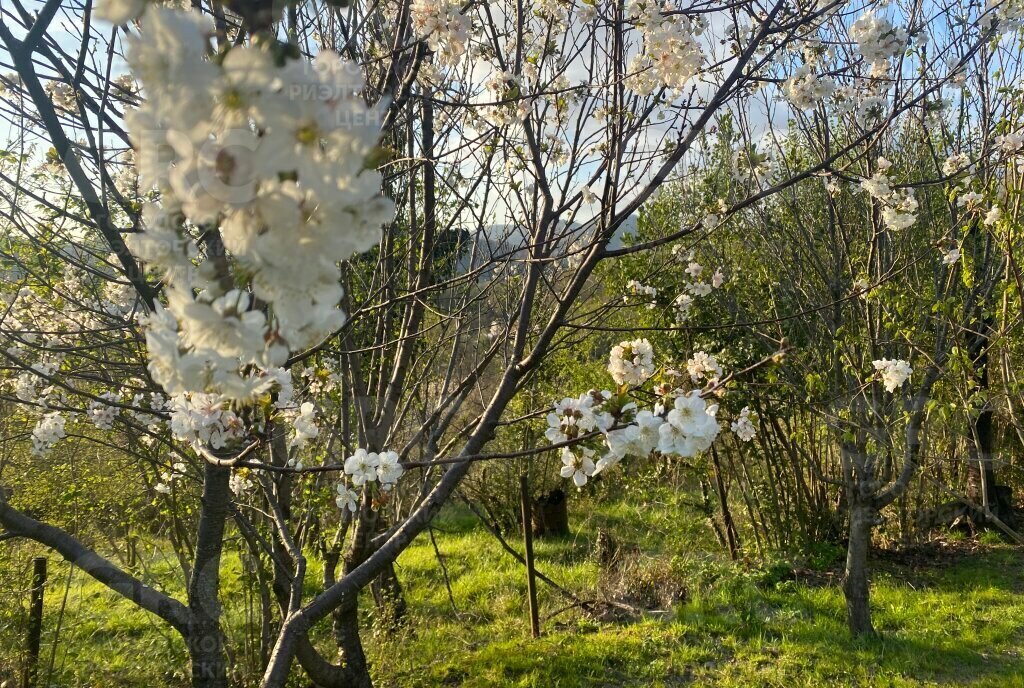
3,493,1023,687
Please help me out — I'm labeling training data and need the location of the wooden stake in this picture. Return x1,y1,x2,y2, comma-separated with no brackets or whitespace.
519,474,540,638
23,556,46,688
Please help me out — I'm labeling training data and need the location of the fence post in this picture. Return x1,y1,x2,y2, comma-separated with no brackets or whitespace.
519,474,540,638
23,556,46,688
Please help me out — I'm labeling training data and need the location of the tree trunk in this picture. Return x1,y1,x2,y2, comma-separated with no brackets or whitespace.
711,447,740,560
532,489,569,537
966,401,1000,517
187,464,232,688
370,562,408,629
330,496,376,688
965,316,1012,521
843,502,875,637
332,600,372,688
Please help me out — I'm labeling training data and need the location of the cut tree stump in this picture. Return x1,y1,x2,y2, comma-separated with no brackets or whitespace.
533,489,569,537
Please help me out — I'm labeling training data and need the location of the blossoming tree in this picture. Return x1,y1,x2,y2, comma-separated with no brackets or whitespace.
0,0,1018,684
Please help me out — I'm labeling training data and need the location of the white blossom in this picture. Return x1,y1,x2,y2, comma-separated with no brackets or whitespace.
625,280,658,308
656,392,719,457
872,358,912,392
168,392,245,450
123,7,392,404
608,338,655,386
229,472,253,496
958,191,984,209
598,409,663,473
783,65,836,109
336,484,359,512
731,406,757,442
942,153,970,176
288,402,319,450
376,450,404,488
545,393,600,443
861,161,918,230
95,0,148,24
672,292,694,323
344,448,380,486
688,281,712,297
686,351,722,384
155,461,188,495
626,1,704,95
31,412,66,456
410,0,471,65
87,392,121,430
996,132,1024,154
560,447,596,487
850,11,908,71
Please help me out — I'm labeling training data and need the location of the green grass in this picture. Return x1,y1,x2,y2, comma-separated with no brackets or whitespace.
3,490,1024,687
365,502,1024,688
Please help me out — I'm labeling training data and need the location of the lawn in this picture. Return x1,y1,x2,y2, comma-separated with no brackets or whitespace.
368,501,1024,688
3,490,1024,687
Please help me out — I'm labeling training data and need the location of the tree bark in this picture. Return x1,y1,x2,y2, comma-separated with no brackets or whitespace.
186,464,232,688
966,318,1003,519
966,400,999,516
370,562,408,629
711,447,740,560
843,502,876,637
332,600,372,688
328,494,378,688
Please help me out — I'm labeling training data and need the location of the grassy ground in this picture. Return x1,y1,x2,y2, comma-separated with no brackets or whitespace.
372,507,1024,687
3,489,1024,687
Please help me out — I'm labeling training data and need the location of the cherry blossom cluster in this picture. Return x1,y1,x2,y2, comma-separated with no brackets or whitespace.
731,406,756,442
550,341,757,487
608,338,655,386
12,358,60,405
732,145,777,189
872,358,912,393
996,132,1024,156
122,6,392,407
410,0,471,66
230,472,253,495
626,0,705,96
938,149,1010,265
335,448,405,510
168,392,246,450
784,64,836,110
287,402,319,450
87,392,122,430
31,411,66,456
670,253,725,323
686,351,722,384
154,461,188,495
479,71,527,128
830,8,916,129
983,0,1024,33
45,81,76,111
849,11,907,74
624,280,658,309
860,157,918,230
